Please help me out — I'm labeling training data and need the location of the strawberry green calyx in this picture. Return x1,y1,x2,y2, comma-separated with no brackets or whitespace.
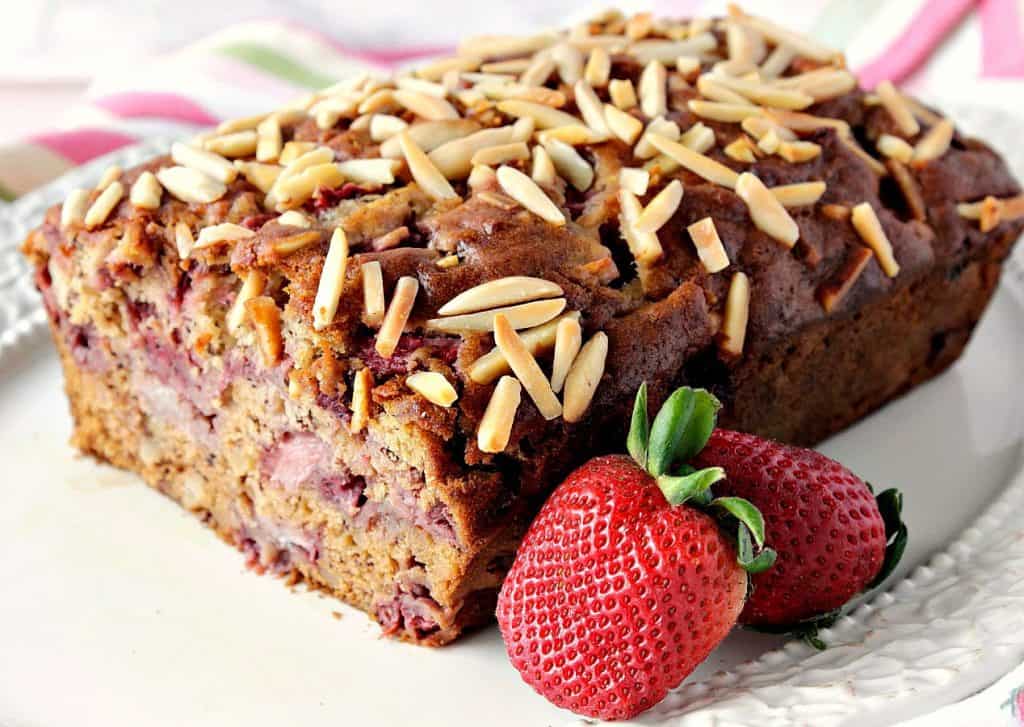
628,383,777,574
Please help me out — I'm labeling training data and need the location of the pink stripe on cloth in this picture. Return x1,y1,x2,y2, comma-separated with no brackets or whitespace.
856,0,975,89
980,0,1024,76
201,54,309,104
272,17,453,66
29,128,138,166
91,92,220,125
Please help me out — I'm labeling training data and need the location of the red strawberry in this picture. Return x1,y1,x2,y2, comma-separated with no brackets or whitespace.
497,386,772,721
693,429,906,629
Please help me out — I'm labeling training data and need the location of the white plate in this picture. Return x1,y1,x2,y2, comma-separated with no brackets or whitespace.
2,106,1024,727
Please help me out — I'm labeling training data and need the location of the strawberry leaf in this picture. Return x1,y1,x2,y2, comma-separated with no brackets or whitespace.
646,387,722,477
675,389,721,462
736,526,777,574
656,467,725,506
627,382,650,469
870,488,908,588
712,496,766,547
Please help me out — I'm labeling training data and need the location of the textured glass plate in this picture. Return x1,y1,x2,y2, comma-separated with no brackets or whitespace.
1,106,1023,727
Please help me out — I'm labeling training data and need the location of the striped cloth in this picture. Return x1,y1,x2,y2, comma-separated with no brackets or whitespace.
1,0,1022,201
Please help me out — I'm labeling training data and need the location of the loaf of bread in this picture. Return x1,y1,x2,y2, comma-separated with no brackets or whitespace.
22,7,1023,644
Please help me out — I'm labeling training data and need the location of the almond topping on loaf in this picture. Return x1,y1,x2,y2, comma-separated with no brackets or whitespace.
687,217,731,273
736,172,799,247
549,317,583,394
83,182,124,230
477,375,522,453
376,276,419,357
720,271,751,356
438,277,563,316
312,228,350,331
493,313,563,420
129,171,163,210
562,332,608,423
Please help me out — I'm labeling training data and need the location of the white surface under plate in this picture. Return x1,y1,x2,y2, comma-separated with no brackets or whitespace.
2,106,1024,727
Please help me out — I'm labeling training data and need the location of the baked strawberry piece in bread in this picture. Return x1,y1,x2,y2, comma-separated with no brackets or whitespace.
22,6,1021,644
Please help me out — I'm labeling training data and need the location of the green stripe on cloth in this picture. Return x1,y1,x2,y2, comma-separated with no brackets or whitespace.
0,182,15,202
217,42,337,88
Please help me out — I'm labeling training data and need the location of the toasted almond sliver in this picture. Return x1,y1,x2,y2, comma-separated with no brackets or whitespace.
876,80,920,138
470,141,530,168
720,271,750,356
171,142,236,184
877,134,914,164
216,114,268,135
174,222,194,259
428,125,520,179
688,99,763,123
256,117,283,162
194,222,255,250
536,125,607,146
277,210,310,228
493,314,562,420
428,297,565,333
83,181,124,230
279,141,317,165
337,158,399,186
851,202,900,277
406,371,459,408
913,119,954,164
604,104,645,145
648,133,739,189
822,203,851,221
618,188,664,264
381,119,480,159
619,167,650,195
417,55,480,81
675,55,702,77
482,59,532,74
370,114,409,142
393,89,459,121
680,122,716,154
436,254,460,269
468,311,580,384
497,165,566,225
205,130,258,158
235,161,281,194
551,42,584,85
841,135,888,176
312,228,350,331
157,166,228,204
638,60,668,119
275,163,346,207
376,276,419,358
584,47,612,87
764,108,850,136
61,189,90,228
439,276,563,316
628,34,718,64
697,76,754,105
459,32,556,61
574,80,611,136
562,331,608,423
549,317,583,394
396,76,450,99
477,375,522,453
725,135,759,163
129,171,162,210
271,231,322,255
497,99,582,130
635,117,682,159
531,146,556,187
609,79,638,110
736,172,799,248
688,217,731,273
777,140,821,162
469,164,498,191
760,43,796,79
350,368,374,434
757,130,782,155
227,270,267,332
705,73,813,110
398,131,459,201
543,138,594,192
519,53,556,87
729,7,837,63
636,179,683,233
819,246,874,313
97,165,122,191
246,296,284,367
770,181,826,208
360,260,386,326
781,69,857,102
742,115,798,142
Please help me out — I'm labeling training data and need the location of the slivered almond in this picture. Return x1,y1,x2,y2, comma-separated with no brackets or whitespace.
357,89,397,114
850,202,899,277
697,76,754,105
205,130,258,158
551,42,583,84
912,119,954,163
129,171,162,210
635,117,681,159
609,79,638,109
234,161,281,194
618,188,664,263
396,76,450,99
393,89,459,120
350,368,373,434
563,332,608,423
359,261,385,327
720,271,750,356
574,80,611,136
742,115,797,141
818,246,874,313
370,114,408,142
770,181,826,207
629,34,718,63
376,276,419,357
876,80,920,137
428,297,565,333
536,125,606,146
372,226,410,250
493,314,562,420
497,99,582,130
724,135,760,163
779,69,857,101
822,203,851,221
439,276,563,316
482,59,532,74
398,131,459,201
729,7,837,63
246,296,284,367
705,74,813,110
469,164,498,191
436,254,460,269
626,12,654,40
275,163,346,207
736,172,799,247
277,210,310,228
174,222,194,259
475,82,566,106
539,139,591,193
337,158,399,185
760,44,795,79
688,217,730,273
478,191,519,210
757,130,782,155
531,146,556,186
279,141,317,165
619,167,650,195
675,55,702,78
311,97,357,129
677,122,716,154
470,141,530,167
312,228,350,331
549,317,582,393
429,125,522,179
83,181,124,229
256,117,283,162
418,55,480,81
61,189,90,227
497,165,566,225
604,104,644,145
648,133,739,188
271,231,321,255
764,108,850,136
406,371,459,408
194,222,255,250
97,165,121,191
519,53,556,87
477,375,522,453
468,311,580,384
459,33,556,61
216,114,268,134
227,270,267,332
777,140,821,162
584,47,611,87
638,60,668,118
380,119,479,158
688,100,763,123
877,134,914,163
636,180,683,233
171,142,236,184
841,135,888,176
157,166,227,204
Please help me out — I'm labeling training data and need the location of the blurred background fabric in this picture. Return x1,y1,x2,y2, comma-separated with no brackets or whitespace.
1,0,1022,199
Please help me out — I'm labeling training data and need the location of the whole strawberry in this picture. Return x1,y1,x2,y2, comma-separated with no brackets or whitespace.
497,386,772,721
693,429,907,631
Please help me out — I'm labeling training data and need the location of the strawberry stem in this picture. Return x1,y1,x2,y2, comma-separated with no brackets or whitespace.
627,382,650,469
656,467,725,506
869,488,908,588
